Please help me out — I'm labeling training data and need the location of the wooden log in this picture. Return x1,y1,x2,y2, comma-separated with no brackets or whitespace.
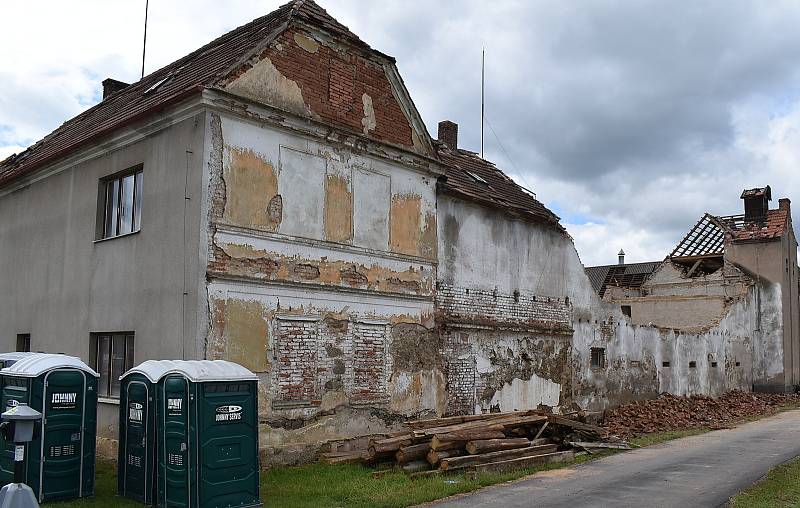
466,438,530,455
430,437,463,451
547,415,609,438
396,443,431,464
368,434,413,454
529,437,551,447
469,450,575,473
431,427,505,443
320,451,367,465
414,414,547,438
568,441,632,451
402,460,430,473
426,448,463,466
408,410,542,430
440,444,558,470
533,421,549,440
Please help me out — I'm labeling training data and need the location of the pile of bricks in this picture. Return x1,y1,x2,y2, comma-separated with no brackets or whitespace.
603,390,800,438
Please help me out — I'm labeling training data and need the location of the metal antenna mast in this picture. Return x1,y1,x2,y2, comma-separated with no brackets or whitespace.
481,48,485,158
141,0,149,78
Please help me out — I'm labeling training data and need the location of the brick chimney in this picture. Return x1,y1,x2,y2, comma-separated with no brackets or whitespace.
779,198,791,213
438,120,458,150
102,78,130,100
741,186,771,221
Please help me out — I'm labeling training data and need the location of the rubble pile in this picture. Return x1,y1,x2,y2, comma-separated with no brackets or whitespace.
603,391,800,438
319,410,629,476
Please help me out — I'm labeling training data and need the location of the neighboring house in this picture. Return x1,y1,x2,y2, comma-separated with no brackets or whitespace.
1,0,797,464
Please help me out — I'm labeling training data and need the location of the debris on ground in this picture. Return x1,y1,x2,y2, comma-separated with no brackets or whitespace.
319,409,628,476
603,390,800,438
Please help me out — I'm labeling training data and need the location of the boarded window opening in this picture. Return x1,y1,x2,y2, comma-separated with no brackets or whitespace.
590,348,606,369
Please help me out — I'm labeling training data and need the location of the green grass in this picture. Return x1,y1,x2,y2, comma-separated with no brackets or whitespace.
46,455,594,508
628,428,712,448
730,456,800,507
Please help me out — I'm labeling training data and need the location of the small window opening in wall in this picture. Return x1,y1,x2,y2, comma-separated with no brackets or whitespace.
662,361,671,368
689,361,697,369
465,288,469,295
513,289,520,303
16,334,30,352
564,296,570,306
590,348,606,369
621,305,632,318
735,361,741,367
711,361,718,368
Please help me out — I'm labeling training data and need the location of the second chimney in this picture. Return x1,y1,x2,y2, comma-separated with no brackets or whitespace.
618,249,625,265
102,78,130,100
438,120,458,150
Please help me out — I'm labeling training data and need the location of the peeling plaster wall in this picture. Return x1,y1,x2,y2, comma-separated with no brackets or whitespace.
224,26,423,152
203,112,440,462
436,196,575,415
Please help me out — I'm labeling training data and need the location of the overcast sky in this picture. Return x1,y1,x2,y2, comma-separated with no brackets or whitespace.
2,0,800,266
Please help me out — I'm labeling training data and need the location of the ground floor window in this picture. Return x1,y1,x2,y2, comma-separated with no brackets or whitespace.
92,333,134,397
16,334,30,352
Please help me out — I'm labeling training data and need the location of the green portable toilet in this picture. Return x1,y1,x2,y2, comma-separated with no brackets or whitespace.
0,352,36,369
119,360,261,508
0,353,98,502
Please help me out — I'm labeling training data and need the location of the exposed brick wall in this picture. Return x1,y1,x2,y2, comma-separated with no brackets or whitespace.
437,284,572,331
352,323,389,404
276,319,318,401
441,330,476,416
265,28,415,148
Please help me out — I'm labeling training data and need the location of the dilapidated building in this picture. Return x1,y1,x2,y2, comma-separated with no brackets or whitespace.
1,0,797,463
586,186,799,401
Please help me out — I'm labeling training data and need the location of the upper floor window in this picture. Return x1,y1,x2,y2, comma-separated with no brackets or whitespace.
101,167,142,239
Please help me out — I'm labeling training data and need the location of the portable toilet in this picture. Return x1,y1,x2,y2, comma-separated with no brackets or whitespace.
0,353,98,502
118,360,261,508
0,352,36,369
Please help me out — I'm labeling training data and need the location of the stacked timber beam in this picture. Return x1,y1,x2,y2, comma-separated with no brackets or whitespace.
320,410,625,476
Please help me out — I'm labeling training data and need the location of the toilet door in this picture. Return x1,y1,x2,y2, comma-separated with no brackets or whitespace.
123,381,150,503
162,375,190,507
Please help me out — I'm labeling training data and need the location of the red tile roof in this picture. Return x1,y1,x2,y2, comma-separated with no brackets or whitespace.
721,208,789,242
437,147,563,230
0,0,369,188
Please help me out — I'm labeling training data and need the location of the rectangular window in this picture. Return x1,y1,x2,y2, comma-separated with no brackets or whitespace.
92,333,135,397
662,361,671,368
16,334,30,352
621,305,632,318
590,348,606,369
101,167,143,239
689,361,697,369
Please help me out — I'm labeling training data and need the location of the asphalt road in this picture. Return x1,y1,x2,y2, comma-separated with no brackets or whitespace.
427,409,800,508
